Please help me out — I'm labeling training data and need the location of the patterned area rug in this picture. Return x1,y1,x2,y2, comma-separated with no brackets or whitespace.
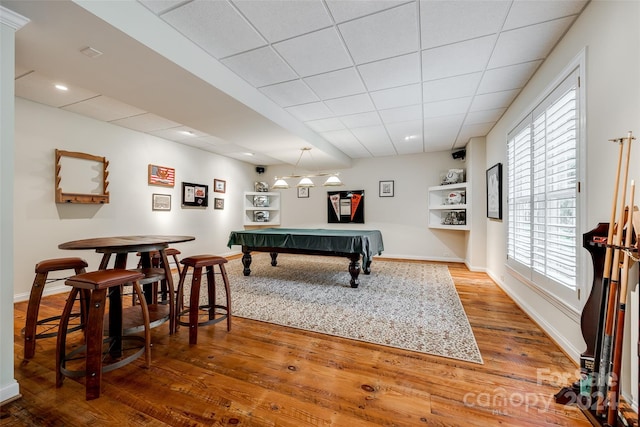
192,253,483,364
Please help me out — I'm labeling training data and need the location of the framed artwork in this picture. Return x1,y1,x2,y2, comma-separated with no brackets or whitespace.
297,187,309,198
379,180,394,197
214,198,224,210
148,164,175,187
486,163,502,219
214,179,226,193
327,190,364,224
152,193,171,211
182,182,208,207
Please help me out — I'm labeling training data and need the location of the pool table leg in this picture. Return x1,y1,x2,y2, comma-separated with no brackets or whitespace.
348,254,361,288
241,248,252,276
269,252,278,266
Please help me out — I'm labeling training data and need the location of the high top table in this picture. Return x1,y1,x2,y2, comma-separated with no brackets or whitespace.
227,228,384,288
59,235,195,347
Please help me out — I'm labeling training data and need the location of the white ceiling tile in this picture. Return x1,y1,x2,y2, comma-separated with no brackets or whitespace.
357,52,420,91
259,80,319,107
150,126,208,142
477,61,542,94
370,83,421,110
325,93,375,116
338,3,419,64
274,27,353,76
503,0,587,31
351,125,396,156
395,139,425,155
421,35,496,81
340,111,382,129
424,114,466,131
422,72,482,103
469,89,519,112
420,0,510,49
325,0,407,23
305,118,345,132
161,0,266,58
488,17,576,68
192,135,232,146
139,0,181,15
304,68,366,100
285,102,334,121
111,112,181,132
15,72,99,107
63,95,146,122
456,122,495,145
464,108,506,125
423,97,471,119
222,46,297,87
386,119,422,143
379,104,423,124
232,0,332,42
321,129,371,158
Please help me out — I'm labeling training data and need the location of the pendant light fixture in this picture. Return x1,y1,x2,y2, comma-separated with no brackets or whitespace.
272,148,343,190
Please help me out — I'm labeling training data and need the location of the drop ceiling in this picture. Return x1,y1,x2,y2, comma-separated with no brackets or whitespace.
4,0,588,170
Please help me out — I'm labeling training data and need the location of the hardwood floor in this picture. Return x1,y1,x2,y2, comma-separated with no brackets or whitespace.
2,261,594,426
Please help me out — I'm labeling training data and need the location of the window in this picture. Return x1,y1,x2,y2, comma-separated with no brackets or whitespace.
507,62,583,307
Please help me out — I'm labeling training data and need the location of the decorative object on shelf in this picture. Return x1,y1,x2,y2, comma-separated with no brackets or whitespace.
486,163,502,219
254,211,270,222
441,168,465,185
253,195,269,207
379,180,394,197
214,198,224,210
214,178,226,193
55,149,109,204
446,190,465,205
328,190,364,224
152,193,171,211
148,164,175,187
297,187,309,198
182,182,208,207
272,147,343,189
442,210,466,225
254,181,269,192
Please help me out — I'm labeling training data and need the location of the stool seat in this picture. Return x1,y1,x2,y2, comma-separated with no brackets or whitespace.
176,254,231,345
56,269,151,400
23,257,88,359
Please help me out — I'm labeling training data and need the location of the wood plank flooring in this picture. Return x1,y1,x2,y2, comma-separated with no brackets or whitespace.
2,261,595,426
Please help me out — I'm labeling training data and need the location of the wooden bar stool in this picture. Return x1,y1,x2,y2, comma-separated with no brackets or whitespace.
176,255,231,345
56,269,150,400
23,257,89,359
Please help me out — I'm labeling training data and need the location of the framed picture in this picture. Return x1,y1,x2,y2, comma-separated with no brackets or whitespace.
297,187,309,198
328,190,364,224
148,164,175,187
214,198,224,210
152,193,171,211
214,179,226,193
379,180,394,197
182,182,208,207
486,163,502,220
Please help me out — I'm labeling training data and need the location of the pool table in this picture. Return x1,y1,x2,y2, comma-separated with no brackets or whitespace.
227,228,384,288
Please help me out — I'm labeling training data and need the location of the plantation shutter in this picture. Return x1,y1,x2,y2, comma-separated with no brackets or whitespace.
507,69,579,297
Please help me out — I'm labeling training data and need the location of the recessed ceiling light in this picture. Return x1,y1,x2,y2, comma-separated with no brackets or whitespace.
54,84,68,91
404,135,418,141
80,46,103,58
181,130,195,136
244,152,255,156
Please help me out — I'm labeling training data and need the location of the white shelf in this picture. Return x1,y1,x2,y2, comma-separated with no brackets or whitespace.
243,192,280,226
428,182,469,230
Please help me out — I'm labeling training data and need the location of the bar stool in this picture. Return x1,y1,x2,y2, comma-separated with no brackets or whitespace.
56,269,150,400
176,255,231,345
23,257,89,359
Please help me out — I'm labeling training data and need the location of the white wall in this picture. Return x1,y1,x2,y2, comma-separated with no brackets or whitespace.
485,0,640,405
12,98,256,299
266,150,472,263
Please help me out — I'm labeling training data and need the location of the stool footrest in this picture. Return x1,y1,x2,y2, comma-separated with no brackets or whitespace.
60,335,147,378
178,305,229,328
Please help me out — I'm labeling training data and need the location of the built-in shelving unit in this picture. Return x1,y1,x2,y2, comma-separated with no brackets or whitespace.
428,182,470,230
243,191,280,226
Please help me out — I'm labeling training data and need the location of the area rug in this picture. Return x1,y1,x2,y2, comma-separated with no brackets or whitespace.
190,253,483,364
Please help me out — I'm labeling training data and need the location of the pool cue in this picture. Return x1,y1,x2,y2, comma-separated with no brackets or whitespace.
597,132,634,415
607,181,636,426
592,137,625,410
